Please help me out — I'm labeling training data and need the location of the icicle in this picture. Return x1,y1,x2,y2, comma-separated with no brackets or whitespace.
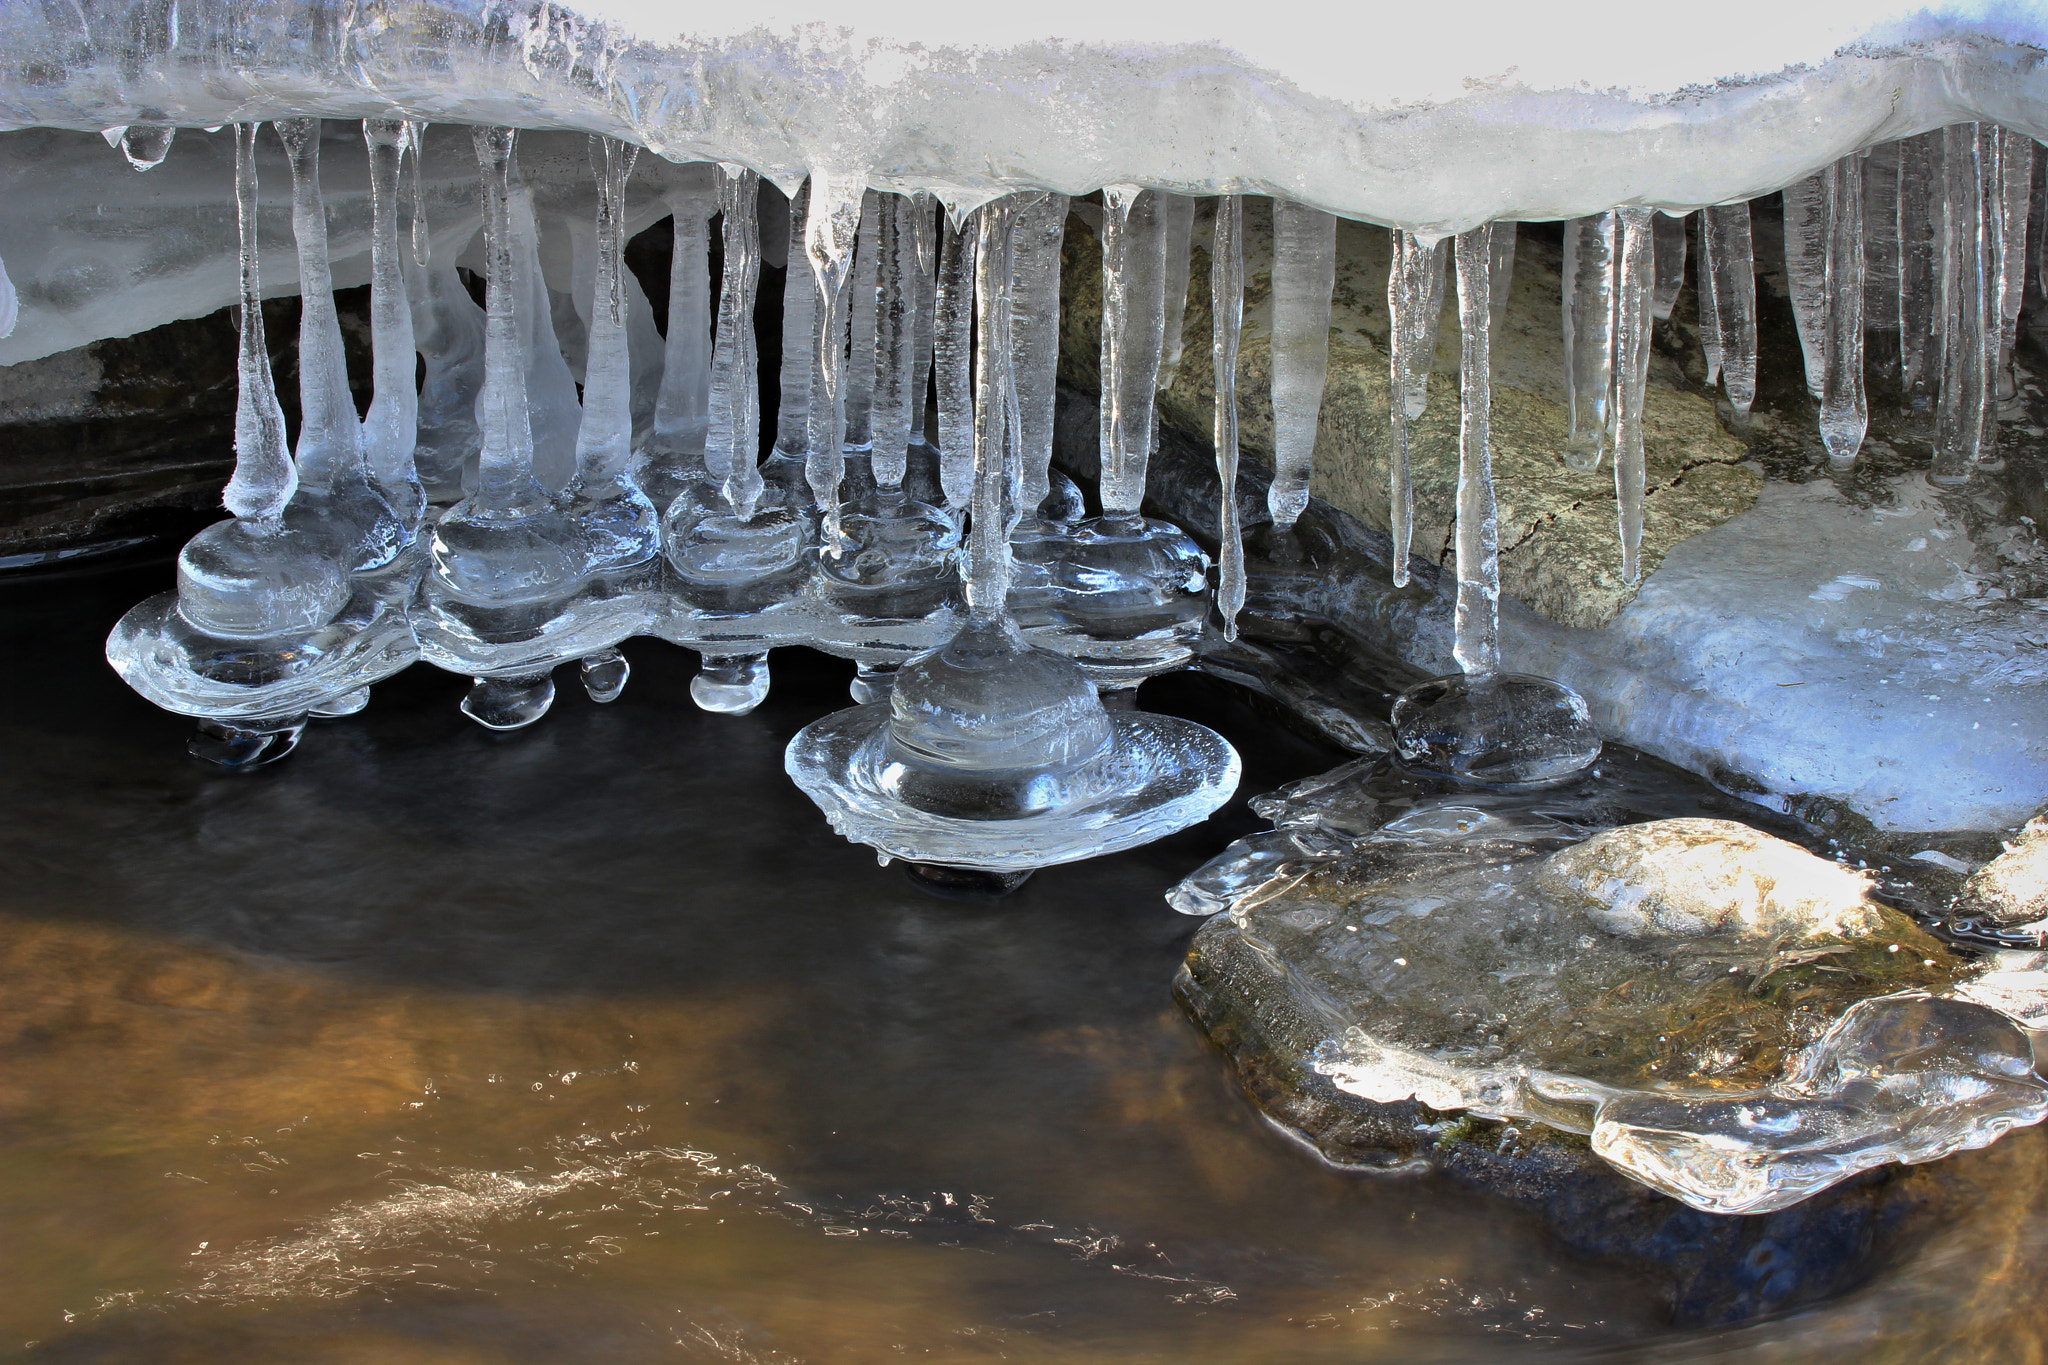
908,191,939,448
507,185,582,493
1897,131,1944,409
408,262,486,504
1935,124,1990,484
1155,192,1197,392
1782,173,1827,400
803,169,866,537
1267,200,1335,531
571,136,639,489
1612,208,1654,583
1997,127,2033,402
869,194,918,491
1098,186,1170,519
1652,212,1687,321
646,178,716,505
470,126,542,510
1387,230,1445,588
843,190,881,452
1489,221,1517,334
774,182,816,459
708,164,763,518
965,200,1019,623
275,119,365,494
222,122,294,523
405,121,431,268
1696,215,1724,386
1977,125,2007,471
1212,195,1245,640
1561,212,1617,471
1701,204,1758,417
1010,191,1069,515
362,118,424,532
1820,153,1868,469
933,211,978,508
1451,225,1498,677
1863,142,1901,383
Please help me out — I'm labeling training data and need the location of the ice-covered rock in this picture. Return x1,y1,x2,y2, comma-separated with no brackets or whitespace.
1171,758,2048,1214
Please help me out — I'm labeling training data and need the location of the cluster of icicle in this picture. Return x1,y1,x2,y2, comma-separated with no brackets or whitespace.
174,117,2046,722
1254,124,2042,681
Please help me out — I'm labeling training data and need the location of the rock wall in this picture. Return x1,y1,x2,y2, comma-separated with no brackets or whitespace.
1059,201,1759,631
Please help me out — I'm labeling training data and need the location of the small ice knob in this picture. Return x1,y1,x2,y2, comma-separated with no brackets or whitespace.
1390,672,1601,786
876,619,1114,819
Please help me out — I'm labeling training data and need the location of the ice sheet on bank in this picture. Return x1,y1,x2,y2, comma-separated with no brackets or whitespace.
2,2,2047,248
1496,474,2048,833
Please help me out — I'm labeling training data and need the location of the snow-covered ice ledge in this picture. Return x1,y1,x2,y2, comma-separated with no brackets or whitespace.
2,2,2047,231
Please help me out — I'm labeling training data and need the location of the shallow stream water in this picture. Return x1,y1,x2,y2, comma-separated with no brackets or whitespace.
4,554,2047,1364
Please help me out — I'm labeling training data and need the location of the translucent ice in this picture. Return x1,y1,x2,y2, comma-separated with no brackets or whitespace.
1820,153,1868,469
1212,194,1246,640
1267,200,1336,531
1561,213,1616,472
1701,204,1758,417
1782,172,1828,401
1386,231,1445,587
361,118,426,532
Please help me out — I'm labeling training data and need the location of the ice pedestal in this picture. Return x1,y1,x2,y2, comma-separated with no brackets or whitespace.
786,616,1239,873
106,529,422,768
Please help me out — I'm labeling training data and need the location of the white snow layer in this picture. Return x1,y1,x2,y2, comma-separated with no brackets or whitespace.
0,1,2045,234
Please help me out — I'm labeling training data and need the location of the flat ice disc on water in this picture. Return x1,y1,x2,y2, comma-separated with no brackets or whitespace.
786,706,1241,871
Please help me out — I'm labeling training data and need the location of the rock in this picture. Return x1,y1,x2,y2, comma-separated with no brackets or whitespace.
1957,816,2048,928
1058,203,1760,631
1535,817,1886,940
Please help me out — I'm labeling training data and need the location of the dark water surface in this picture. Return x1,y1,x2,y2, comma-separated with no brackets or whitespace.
4,557,2046,1364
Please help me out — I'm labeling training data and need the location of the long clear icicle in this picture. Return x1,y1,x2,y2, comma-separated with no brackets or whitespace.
1821,153,1868,469
1782,173,1828,400
1701,204,1758,417
363,118,424,529
1897,131,1943,409
1651,211,1687,321
1010,191,1069,515
406,120,431,267
1864,142,1902,384
1935,123,1989,484
1561,212,1617,471
1387,231,1445,588
1098,185,1169,519
274,118,365,495
1212,194,1245,640
573,136,639,485
965,200,1019,624
908,192,938,448
222,122,294,522
1612,208,1654,583
1996,127,2033,403
1451,225,1498,677
1696,215,1724,386
471,126,539,511
843,190,880,452
653,180,715,464
1155,192,1197,392
1978,126,2007,470
709,164,763,517
774,183,815,459
869,193,917,491
934,211,977,509
1267,200,1335,531
803,170,865,537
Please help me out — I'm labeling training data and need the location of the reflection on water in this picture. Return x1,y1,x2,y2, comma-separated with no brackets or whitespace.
2,558,2045,1363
